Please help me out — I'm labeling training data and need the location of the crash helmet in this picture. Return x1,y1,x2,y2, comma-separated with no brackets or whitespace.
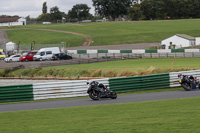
178,73,182,77
98,83,104,88
86,79,92,85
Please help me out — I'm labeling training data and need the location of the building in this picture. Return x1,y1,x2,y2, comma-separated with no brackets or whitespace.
161,34,200,49
0,17,26,27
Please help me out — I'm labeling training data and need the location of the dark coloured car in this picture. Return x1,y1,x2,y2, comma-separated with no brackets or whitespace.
52,53,72,60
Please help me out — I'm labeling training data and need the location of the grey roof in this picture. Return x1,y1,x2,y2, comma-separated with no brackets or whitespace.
0,17,21,23
176,34,195,40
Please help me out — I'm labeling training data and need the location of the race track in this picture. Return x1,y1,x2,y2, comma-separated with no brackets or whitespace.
1,90,200,112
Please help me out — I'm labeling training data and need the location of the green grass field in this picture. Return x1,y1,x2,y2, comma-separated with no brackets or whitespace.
2,58,200,78
46,58,200,71
6,29,83,47
0,97,200,133
3,19,200,46
1,19,200,132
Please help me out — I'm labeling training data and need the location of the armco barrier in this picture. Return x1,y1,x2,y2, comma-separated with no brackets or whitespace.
1,70,200,102
109,73,170,92
0,84,33,102
169,70,200,87
68,49,200,54
33,79,109,100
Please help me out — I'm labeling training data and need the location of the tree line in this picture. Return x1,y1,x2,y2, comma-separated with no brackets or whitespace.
2,0,200,22
36,2,93,23
129,0,200,20
93,0,200,20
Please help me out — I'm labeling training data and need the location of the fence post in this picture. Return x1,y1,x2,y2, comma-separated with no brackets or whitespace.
106,53,108,61
79,54,81,64
88,54,89,63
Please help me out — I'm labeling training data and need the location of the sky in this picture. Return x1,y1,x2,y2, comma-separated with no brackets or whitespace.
0,0,94,18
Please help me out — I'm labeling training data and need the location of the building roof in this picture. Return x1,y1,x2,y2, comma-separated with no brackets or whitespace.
0,17,21,23
176,34,195,40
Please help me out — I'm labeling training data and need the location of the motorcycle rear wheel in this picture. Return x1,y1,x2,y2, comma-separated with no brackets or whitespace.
89,90,100,100
182,83,191,91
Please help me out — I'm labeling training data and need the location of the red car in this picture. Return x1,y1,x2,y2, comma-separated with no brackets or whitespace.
20,51,38,62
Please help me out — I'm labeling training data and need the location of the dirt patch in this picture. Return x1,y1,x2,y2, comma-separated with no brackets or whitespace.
27,28,93,47
66,43,160,50
0,29,10,49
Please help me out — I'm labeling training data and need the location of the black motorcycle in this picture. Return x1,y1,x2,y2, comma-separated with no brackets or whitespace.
178,74,200,91
87,81,117,100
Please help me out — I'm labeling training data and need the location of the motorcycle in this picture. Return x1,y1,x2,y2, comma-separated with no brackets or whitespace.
178,73,200,91
87,80,117,100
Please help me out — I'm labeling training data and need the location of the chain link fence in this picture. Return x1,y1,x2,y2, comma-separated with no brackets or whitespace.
18,44,64,51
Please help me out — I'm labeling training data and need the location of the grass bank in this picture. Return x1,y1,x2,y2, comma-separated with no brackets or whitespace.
6,29,83,47
0,58,199,78
3,19,200,46
0,97,200,133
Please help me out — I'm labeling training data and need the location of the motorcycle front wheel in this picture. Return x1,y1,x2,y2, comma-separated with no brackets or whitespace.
182,83,191,91
110,91,117,99
89,90,100,100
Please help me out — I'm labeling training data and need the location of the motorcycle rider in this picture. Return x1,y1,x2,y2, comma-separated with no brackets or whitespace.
86,79,108,92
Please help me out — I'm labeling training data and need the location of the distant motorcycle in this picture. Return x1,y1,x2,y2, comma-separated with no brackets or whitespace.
178,73,200,91
87,80,117,100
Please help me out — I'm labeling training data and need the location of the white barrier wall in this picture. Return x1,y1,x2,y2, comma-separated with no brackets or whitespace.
33,79,109,100
169,70,200,87
30,70,200,101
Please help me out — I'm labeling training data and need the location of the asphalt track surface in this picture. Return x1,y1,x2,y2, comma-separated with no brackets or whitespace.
1,90,200,112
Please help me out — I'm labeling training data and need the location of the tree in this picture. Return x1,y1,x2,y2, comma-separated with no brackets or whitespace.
36,13,51,21
140,0,166,20
68,4,91,22
50,6,62,22
128,3,143,20
190,0,200,18
42,2,47,14
92,0,133,20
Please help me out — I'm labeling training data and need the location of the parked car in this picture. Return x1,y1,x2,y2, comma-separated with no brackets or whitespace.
52,53,72,60
19,51,37,62
4,55,21,63
0,49,6,60
34,47,60,61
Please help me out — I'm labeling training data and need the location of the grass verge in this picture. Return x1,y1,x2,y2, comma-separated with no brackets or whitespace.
0,96,200,133
1,58,200,78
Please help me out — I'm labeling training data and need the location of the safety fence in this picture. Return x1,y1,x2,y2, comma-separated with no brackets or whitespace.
68,49,200,54
33,79,109,100
170,70,200,87
0,84,33,102
70,53,200,60
1,70,200,102
109,73,170,93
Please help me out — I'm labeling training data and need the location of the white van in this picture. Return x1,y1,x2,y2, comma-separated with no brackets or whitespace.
34,47,60,61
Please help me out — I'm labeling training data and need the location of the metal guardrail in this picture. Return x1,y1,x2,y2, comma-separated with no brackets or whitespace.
169,70,200,87
71,53,200,60
33,79,109,100
1,70,200,102
109,73,170,93
0,84,33,102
